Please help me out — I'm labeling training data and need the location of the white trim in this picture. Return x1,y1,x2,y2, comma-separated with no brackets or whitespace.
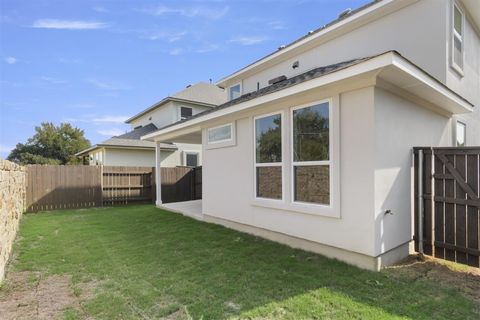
253,111,285,202
183,150,200,167
450,1,465,76
229,82,242,100
207,123,234,144
179,106,193,121
142,52,473,142
290,99,333,208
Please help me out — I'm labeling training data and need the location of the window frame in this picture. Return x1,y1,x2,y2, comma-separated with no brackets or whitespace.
455,120,466,147
229,83,242,100
290,99,333,208
183,151,200,167
179,106,193,120
253,111,285,202
207,122,234,145
451,1,465,76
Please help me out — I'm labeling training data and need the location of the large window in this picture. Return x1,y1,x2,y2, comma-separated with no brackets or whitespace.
207,123,233,144
456,121,466,147
452,2,464,72
229,84,241,100
254,113,283,200
292,101,330,205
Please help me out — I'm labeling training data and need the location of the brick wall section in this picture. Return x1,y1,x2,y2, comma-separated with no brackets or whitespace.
0,159,26,282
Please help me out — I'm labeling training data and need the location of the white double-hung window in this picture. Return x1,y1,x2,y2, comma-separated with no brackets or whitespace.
291,100,331,206
452,2,464,73
254,112,283,200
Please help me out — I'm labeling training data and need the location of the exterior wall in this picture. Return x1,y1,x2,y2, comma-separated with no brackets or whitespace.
224,0,447,94
202,86,378,258
447,1,480,145
373,88,451,256
0,159,26,282
129,101,211,130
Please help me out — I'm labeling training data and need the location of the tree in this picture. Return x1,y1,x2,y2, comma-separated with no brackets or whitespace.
7,122,90,165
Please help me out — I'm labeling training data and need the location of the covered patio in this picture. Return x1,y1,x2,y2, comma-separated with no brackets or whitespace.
144,126,205,219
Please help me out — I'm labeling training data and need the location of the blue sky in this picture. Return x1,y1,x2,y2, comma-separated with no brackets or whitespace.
0,0,369,158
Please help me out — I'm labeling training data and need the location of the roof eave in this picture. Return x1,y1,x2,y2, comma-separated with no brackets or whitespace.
143,52,473,142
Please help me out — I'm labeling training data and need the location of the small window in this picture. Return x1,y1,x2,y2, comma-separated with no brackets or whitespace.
254,113,282,200
229,84,241,100
456,121,466,147
185,152,199,167
292,102,330,205
452,3,464,72
207,123,232,144
180,107,193,120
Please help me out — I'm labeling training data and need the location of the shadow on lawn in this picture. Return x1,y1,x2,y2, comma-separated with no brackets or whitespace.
12,205,480,319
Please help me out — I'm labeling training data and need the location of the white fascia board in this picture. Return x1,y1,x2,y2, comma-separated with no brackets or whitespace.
390,55,474,113
216,0,417,86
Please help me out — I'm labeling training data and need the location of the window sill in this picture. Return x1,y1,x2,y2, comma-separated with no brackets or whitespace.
251,199,340,219
450,63,465,78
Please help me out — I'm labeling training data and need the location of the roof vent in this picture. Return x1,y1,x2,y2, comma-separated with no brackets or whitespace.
268,75,287,85
338,8,352,19
278,45,286,50
186,84,192,88
307,30,314,35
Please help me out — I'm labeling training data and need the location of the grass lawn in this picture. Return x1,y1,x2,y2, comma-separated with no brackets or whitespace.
1,205,479,319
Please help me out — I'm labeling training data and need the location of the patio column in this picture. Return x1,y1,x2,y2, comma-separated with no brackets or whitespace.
155,141,162,206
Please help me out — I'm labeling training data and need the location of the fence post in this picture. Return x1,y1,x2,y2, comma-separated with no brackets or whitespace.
100,165,104,207
417,149,424,255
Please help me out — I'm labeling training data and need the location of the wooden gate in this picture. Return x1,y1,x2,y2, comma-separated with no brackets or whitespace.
414,147,480,267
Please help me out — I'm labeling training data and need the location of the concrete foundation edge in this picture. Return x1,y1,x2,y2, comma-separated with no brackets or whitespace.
203,214,410,271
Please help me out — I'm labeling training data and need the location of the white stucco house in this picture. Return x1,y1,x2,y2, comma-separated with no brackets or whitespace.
77,82,226,167
143,0,480,270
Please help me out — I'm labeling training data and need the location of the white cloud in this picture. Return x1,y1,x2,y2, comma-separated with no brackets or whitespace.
142,30,187,42
93,6,108,13
142,5,229,20
92,115,129,124
40,76,67,84
97,128,125,136
228,36,267,46
268,20,287,30
86,78,130,91
196,43,220,53
169,48,184,56
32,19,109,30
4,56,16,64
59,57,81,64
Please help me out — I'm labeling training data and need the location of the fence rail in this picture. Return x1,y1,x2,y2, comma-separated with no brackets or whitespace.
25,165,201,212
414,147,480,268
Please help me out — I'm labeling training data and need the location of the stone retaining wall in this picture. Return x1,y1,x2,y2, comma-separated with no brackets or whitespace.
0,159,26,282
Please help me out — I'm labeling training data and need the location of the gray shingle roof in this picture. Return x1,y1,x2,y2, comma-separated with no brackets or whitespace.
150,53,378,133
125,82,227,124
76,124,176,156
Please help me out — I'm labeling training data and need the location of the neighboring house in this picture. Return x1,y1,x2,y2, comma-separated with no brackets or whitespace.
143,0,479,270
77,82,227,167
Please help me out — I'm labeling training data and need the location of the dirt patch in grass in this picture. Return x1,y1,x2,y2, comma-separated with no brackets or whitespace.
0,271,98,320
386,255,480,303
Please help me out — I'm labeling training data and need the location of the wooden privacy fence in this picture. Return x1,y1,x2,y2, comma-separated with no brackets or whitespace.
414,147,480,267
26,165,202,212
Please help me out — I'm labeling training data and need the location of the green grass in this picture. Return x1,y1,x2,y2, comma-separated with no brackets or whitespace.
6,205,479,319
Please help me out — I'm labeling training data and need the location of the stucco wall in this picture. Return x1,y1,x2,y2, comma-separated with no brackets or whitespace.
373,88,451,256
225,0,447,94
202,86,378,257
0,159,26,282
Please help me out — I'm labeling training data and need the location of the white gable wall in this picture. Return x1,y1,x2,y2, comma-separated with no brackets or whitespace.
129,101,211,130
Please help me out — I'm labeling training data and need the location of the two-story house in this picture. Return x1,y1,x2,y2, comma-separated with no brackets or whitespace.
143,0,479,270
77,82,226,167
